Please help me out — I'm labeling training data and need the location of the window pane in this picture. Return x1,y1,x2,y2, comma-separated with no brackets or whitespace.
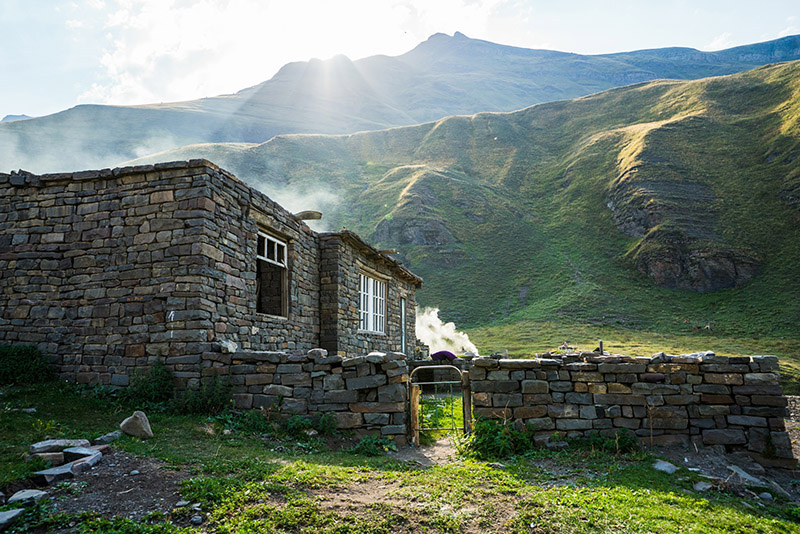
257,235,265,257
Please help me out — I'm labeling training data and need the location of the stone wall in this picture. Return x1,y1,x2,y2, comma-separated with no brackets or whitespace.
319,232,419,357
205,348,408,443
0,160,421,386
470,352,794,465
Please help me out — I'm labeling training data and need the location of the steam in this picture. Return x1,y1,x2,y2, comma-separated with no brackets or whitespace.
415,307,479,355
254,184,342,233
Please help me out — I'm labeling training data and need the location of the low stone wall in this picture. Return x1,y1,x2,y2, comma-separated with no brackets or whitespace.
203,348,408,443
470,352,793,465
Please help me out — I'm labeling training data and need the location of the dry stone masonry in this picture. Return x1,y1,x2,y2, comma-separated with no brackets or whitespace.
0,160,420,386
208,348,408,442
470,351,794,466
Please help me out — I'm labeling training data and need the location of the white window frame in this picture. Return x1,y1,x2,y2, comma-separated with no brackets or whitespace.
256,232,287,268
256,231,288,317
359,273,386,334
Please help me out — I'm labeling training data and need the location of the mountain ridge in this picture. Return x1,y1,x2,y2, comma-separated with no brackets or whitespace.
4,32,800,173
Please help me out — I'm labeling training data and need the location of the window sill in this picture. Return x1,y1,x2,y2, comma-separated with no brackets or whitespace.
358,330,387,336
256,312,288,321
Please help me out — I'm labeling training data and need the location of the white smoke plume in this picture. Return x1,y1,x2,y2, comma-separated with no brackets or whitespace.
415,307,479,356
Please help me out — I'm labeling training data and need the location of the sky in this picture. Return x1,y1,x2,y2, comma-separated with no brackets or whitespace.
1,0,799,119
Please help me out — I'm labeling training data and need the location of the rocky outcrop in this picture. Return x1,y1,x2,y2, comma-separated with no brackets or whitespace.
628,226,759,292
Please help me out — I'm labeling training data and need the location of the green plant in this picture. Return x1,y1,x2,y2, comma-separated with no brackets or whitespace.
0,344,53,385
586,429,640,454
347,435,397,456
456,417,540,460
121,359,174,408
170,375,231,415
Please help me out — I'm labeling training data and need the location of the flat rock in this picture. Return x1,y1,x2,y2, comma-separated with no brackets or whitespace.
29,452,64,465
727,465,765,487
120,411,153,439
8,489,48,505
33,463,75,485
63,446,99,462
653,460,679,474
71,452,102,474
0,509,25,531
693,481,713,492
93,430,123,445
29,439,91,454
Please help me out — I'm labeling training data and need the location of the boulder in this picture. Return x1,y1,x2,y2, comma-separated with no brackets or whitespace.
93,430,123,445
653,460,679,474
0,509,25,531
120,411,154,439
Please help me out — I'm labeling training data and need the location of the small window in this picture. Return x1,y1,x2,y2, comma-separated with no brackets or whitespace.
359,273,386,333
256,232,287,317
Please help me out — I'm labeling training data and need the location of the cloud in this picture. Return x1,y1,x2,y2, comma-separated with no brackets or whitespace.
77,0,512,107
706,32,734,50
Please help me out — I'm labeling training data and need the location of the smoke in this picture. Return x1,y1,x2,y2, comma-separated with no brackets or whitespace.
415,307,479,355
254,183,342,233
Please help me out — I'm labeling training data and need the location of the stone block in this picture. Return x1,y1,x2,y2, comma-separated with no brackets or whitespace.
752,356,779,372
349,402,405,413
263,384,293,397
364,413,390,425
335,412,363,429
572,372,604,382
523,393,552,405
487,370,510,380
597,363,646,373
727,415,767,427
562,392,591,405
245,374,272,386
750,395,788,407
556,419,592,430
549,381,573,392
281,398,308,414
325,389,358,403
513,406,548,419
732,385,783,395
493,393,523,407
593,394,645,406
378,384,405,403
473,391,492,406
631,383,681,395
381,425,406,435
743,373,779,385
346,375,387,390
252,395,279,410
702,429,746,445
473,407,512,419
280,373,312,386
548,404,579,418
232,394,253,409
613,418,640,429
704,373,743,385
521,380,548,394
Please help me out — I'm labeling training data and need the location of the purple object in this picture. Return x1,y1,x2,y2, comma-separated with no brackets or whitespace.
431,350,457,362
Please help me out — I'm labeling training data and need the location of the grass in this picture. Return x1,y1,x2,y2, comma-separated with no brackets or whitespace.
2,383,800,533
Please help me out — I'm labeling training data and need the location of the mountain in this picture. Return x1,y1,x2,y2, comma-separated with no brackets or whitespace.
124,61,800,342
3,32,800,172
1,114,32,123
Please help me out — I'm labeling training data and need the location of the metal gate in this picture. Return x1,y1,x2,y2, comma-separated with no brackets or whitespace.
409,365,471,446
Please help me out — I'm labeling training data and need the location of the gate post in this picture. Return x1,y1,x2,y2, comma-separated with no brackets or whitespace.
410,384,420,447
461,370,472,434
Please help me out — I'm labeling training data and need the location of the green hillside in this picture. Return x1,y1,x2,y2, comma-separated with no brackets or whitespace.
4,32,800,173
128,61,800,382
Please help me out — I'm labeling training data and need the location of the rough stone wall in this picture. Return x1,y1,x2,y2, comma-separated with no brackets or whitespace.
470,352,794,465
0,161,227,386
199,165,320,354
319,233,418,357
206,348,408,443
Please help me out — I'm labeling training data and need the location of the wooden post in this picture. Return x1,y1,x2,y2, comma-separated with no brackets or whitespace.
461,370,472,434
410,385,420,447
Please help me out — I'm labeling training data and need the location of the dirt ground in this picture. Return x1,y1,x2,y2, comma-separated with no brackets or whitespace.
9,400,800,528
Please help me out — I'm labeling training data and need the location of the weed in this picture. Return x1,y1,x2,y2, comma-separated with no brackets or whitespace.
347,435,397,456
0,344,53,385
586,429,640,454
170,375,231,415
121,359,174,408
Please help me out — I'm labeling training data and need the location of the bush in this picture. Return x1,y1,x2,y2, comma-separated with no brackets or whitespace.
348,435,397,456
586,429,640,454
0,344,53,385
456,417,538,460
121,359,175,408
170,375,231,415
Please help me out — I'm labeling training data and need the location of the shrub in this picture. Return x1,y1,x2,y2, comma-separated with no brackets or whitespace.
170,375,231,415
586,429,640,454
456,417,538,459
348,435,397,456
0,344,53,385
121,359,175,408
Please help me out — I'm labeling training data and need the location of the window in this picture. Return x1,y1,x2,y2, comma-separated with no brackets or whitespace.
359,273,386,333
256,232,287,317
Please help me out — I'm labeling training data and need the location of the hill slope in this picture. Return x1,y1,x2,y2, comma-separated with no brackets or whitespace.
4,32,800,172
126,61,800,347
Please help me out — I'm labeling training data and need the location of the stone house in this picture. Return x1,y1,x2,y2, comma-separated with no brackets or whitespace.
0,160,421,387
